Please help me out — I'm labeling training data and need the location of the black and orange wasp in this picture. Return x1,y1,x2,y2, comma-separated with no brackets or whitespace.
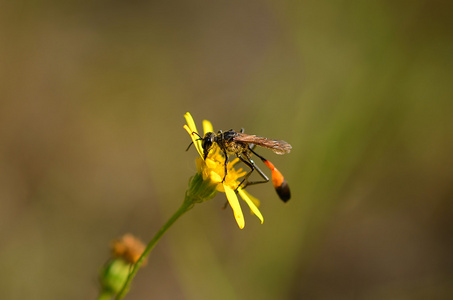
187,129,291,202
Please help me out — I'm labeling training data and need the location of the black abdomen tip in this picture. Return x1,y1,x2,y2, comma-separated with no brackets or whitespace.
276,181,291,202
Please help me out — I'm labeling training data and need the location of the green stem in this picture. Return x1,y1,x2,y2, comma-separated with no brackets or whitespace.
115,198,194,299
97,291,114,300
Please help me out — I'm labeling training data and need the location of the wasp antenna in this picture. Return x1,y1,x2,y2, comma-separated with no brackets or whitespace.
186,132,203,152
185,141,194,152
191,131,202,138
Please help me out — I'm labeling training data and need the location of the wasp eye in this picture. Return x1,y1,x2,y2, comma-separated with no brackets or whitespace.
202,139,212,151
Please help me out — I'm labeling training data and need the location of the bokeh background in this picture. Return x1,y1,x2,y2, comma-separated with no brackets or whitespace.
1,1,452,299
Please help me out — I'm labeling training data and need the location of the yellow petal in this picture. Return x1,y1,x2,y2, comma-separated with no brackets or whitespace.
224,184,245,229
202,120,214,135
184,125,203,158
195,157,204,172
210,171,223,183
238,188,264,224
229,157,241,166
184,112,198,133
241,188,260,208
205,158,217,169
184,112,204,157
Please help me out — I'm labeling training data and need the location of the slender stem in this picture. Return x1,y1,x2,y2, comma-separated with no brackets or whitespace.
115,199,194,299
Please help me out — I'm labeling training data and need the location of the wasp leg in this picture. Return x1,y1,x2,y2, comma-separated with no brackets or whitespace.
222,148,228,182
237,154,269,191
216,131,230,182
222,200,229,210
249,147,291,202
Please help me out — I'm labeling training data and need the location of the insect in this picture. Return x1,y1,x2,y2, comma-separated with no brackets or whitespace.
187,129,291,202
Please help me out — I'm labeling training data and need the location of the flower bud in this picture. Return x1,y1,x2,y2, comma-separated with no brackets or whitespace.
99,259,130,295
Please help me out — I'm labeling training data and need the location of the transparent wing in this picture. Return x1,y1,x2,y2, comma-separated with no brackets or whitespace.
234,132,292,155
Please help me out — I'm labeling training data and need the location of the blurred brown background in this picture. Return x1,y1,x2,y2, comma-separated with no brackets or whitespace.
1,1,452,299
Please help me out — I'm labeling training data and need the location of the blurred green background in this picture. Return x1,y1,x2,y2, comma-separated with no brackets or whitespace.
1,1,452,299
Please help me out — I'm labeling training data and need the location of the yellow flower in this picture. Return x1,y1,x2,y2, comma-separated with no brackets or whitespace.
184,112,263,229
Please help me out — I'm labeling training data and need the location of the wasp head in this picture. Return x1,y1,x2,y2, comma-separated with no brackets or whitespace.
201,132,216,160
